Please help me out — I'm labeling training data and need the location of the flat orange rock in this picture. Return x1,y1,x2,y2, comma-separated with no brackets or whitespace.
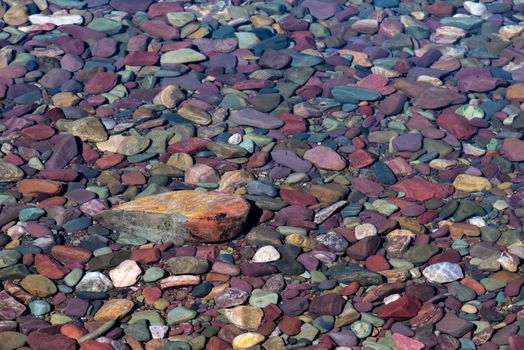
95,190,250,244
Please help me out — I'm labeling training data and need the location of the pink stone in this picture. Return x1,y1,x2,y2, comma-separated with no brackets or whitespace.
303,146,346,170
501,138,524,161
392,333,425,350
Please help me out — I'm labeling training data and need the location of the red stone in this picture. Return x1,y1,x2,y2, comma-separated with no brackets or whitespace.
140,21,179,40
377,295,421,320
143,286,162,304
292,31,315,51
60,323,88,340
131,248,161,264
80,340,113,350
121,171,146,185
247,151,269,168
84,72,118,94
392,177,452,202
124,51,159,66
279,113,307,134
95,153,125,170
365,255,390,272
280,316,301,335
233,80,274,90
35,254,69,280
425,2,454,16
436,111,478,140
28,332,76,350
280,188,318,206
40,169,79,182
206,336,230,350
51,245,92,265
392,333,425,350
349,149,375,168
168,137,209,154
21,125,56,140
501,138,524,162
148,2,182,17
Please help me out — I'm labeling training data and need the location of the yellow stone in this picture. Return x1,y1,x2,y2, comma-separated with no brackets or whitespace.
250,15,273,28
232,333,265,350
507,83,524,101
285,234,315,250
95,190,250,245
52,92,80,108
94,299,135,321
453,174,492,192
461,304,477,314
223,306,263,331
20,274,57,297
56,116,108,142
153,298,169,310
4,5,28,26
489,271,522,283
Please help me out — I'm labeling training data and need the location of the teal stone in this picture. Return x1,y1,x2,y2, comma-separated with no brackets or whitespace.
0,250,21,268
459,338,477,350
164,342,192,350
311,315,334,333
454,284,476,302
441,17,484,30
331,86,382,104
14,91,41,105
326,264,384,286
374,0,399,8
341,204,363,217
221,94,247,109
496,292,506,305
48,0,86,8
19,208,45,222
29,300,51,316
289,52,324,67
388,259,414,269
62,217,91,232
293,323,319,342
351,320,373,339
123,319,151,341
57,284,73,294
239,139,255,153
167,307,197,325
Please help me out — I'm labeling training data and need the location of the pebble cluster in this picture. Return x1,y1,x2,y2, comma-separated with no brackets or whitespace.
0,0,523,350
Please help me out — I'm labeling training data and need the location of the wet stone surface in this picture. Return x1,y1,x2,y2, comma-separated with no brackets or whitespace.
0,0,523,350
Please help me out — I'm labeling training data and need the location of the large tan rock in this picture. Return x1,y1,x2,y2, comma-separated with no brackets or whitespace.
95,190,250,244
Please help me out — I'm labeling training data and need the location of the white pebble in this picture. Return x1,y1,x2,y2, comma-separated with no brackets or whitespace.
383,294,401,304
464,1,487,16
354,223,377,240
252,245,281,263
468,216,486,227
228,133,242,145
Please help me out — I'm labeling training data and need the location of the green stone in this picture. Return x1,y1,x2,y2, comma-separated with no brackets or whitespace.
480,278,506,292
248,289,279,308
292,323,319,342
454,284,476,302
87,18,122,34
123,319,151,341
167,12,196,27
167,307,197,325
351,320,373,339
0,331,27,350
403,244,439,264
326,264,384,286
160,49,206,65
371,199,398,216
130,310,165,326
64,268,83,287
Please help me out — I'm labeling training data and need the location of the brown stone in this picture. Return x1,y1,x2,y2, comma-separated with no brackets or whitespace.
96,191,250,244
18,179,62,197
